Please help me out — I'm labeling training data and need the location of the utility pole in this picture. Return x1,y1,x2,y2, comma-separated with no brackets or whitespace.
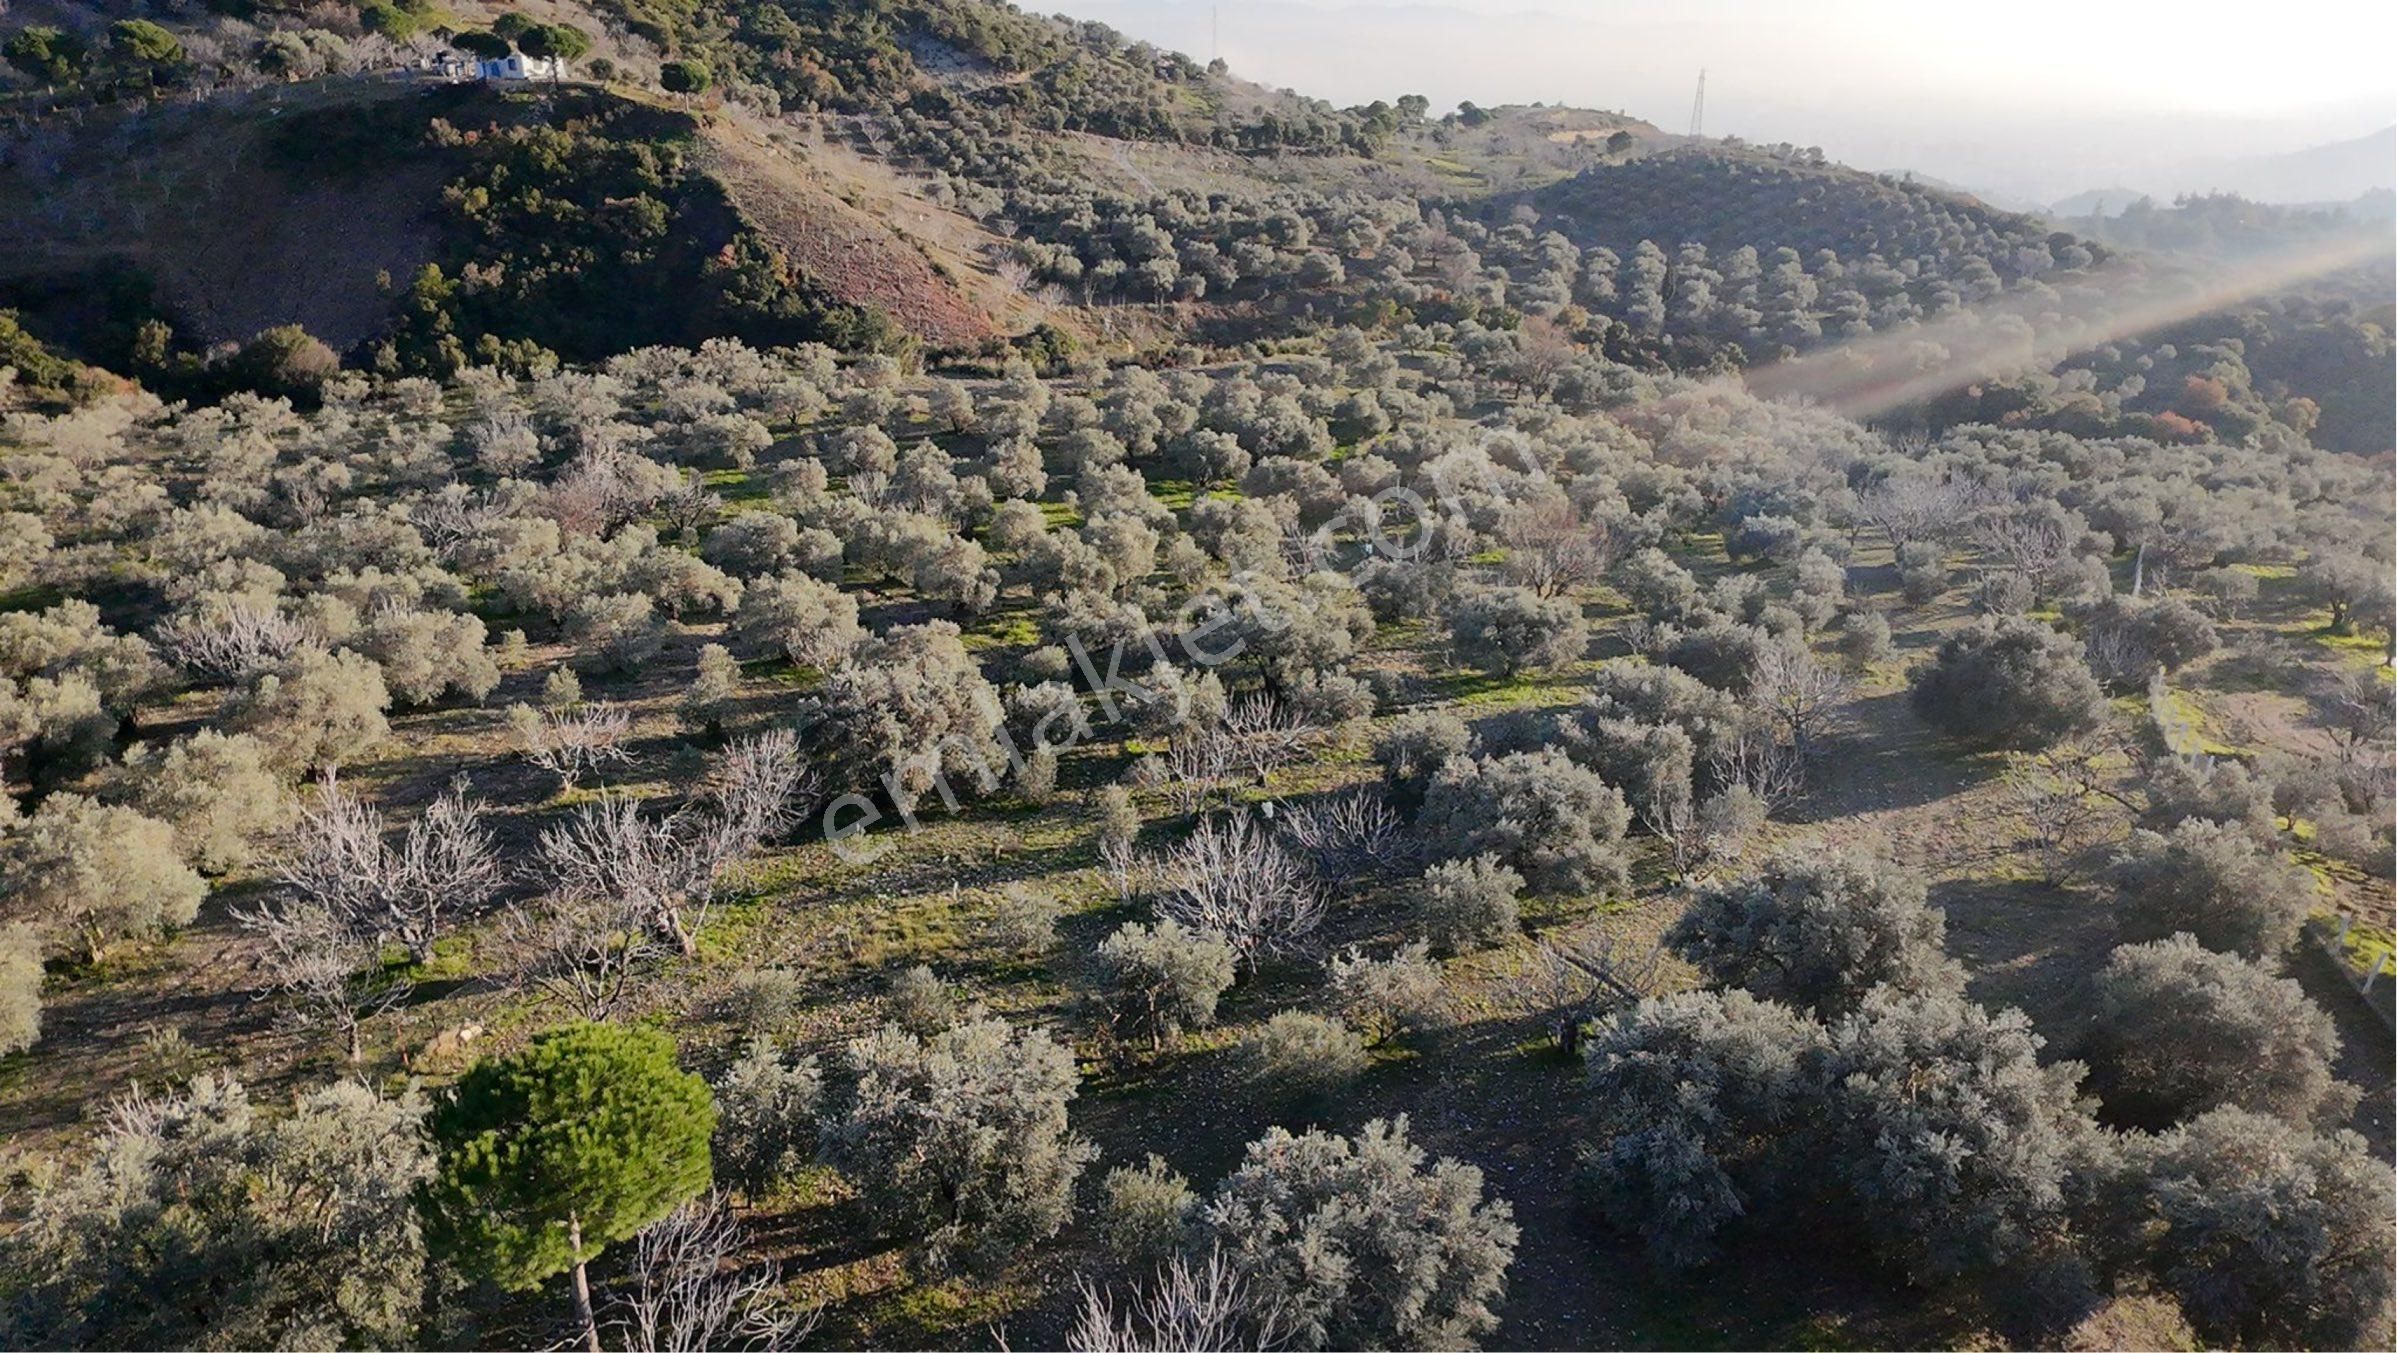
1688,68,1705,138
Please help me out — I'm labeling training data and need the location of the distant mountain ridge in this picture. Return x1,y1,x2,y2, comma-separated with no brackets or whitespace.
2046,126,2395,217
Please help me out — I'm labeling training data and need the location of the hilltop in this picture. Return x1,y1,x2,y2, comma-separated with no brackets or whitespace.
4,0,2388,455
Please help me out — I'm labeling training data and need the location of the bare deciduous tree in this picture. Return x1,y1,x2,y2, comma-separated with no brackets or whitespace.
1275,788,1413,876
275,780,500,964
1749,643,1852,760
2003,734,2136,884
157,604,312,682
1708,725,1807,811
1856,474,1983,551
1972,502,2075,590
1524,929,1667,1054
510,700,635,790
705,729,820,848
503,887,667,1022
1497,498,1615,597
614,1195,819,1353
237,896,400,1062
1219,694,1324,787
1154,813,1324,972
1067,1250,1282,1353
538,795,726,958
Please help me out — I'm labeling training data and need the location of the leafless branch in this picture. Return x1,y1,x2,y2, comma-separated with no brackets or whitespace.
615,1194,819,1353
1153,811,1324,972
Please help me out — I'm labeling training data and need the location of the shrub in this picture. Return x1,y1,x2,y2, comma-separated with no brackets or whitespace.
1667,848,1962,1019
659,57,711,93
1197,1116,1518,1350
231,325,338,400
886,964,961,1036
1581,990,1824,1266
1328,941,1446,1043
1236,1010,1367,1103
721,966,802,1035
1896,541,1947,603
711,1034,823,1201
0,923,40,1055
1837,609,1894,670
1095,920,1235,1049
2120,1107,2394,1349
1414,854,1523,954
2090,934,2352,1127
820,1018,1094,1274
1097,1155,1196,1264
2114,819,2314,961
1,795,205,963
1908,616,2105,750
1447,584,1587,675
1419,750,1629,895
988,883,1062,956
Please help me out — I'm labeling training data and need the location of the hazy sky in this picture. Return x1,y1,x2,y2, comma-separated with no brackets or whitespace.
1068,0,2397,203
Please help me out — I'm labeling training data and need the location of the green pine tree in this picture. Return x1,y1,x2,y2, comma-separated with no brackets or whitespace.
422,1022,715,1352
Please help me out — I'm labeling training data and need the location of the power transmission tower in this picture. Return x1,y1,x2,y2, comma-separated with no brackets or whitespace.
1688,68,1705,138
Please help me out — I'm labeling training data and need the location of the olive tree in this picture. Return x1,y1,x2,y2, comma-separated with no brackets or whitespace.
118,728,294,873
1580,989,1824,1266
0,1076,434,1350
1419,750,1629,895
2090,934,2352,1127
1819,990,2087,1278
1667,848,1962,1019
1907,616,2105,750
1196,1116,1519,1350
229,647,393,775
1447,583,1587,676
0,922,41,1056
0,794,204,963
2114,819,2314,961
810,621,1008,816
818,1017,1095,1274
2120,1107,2394,1349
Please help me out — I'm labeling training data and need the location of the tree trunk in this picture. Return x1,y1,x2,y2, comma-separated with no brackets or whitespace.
568,1211,602,1353
346,1019,363,1063
2131,540,2147,598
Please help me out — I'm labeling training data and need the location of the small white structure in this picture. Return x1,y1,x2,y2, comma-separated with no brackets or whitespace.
477,53,562,81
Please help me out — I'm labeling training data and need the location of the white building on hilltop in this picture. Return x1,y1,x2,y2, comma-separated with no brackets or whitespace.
477,52,562,81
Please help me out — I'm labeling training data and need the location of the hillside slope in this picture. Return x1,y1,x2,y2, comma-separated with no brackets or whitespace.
0,81,447,352
692,112,1010,349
